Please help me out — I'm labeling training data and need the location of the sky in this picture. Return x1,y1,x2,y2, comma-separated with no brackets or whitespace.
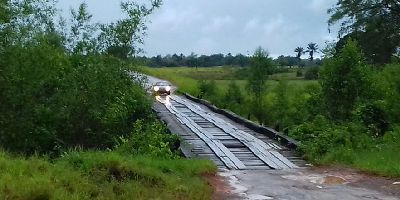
57,0,339,58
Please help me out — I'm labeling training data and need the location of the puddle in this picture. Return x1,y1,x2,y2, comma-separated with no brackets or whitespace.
323,175,347,185
220,170,275,200
247,194,273,200
282,173,348,185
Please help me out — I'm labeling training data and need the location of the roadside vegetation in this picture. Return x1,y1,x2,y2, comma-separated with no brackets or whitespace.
0,0,216,199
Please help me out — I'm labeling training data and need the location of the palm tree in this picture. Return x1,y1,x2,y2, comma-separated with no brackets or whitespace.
294,47,305,60
307,43,319,61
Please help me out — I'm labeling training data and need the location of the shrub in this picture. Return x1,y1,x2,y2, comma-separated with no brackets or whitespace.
223,81,244,110
304,67,319,80
115,120,180,159
289,116,372,162
378,64,400,123
353,101,389,137
296,69,303,77
320,40,372,120
197,80,217,99
0,43,152,155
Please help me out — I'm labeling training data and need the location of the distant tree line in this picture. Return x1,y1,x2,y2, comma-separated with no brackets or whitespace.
140,53,322,68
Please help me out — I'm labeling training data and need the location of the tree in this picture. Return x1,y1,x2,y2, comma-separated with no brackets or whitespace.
0,0,9,24
0,0,161,155
98,0,162,59
68,3,97,55
320,40,371,120
294,47,305,60
272,80,290,131
223,81,244,109
328,0,400,64
307,43,319,61
247,47,274,123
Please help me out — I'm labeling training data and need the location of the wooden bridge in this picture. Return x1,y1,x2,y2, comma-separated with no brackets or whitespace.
154,95,305,170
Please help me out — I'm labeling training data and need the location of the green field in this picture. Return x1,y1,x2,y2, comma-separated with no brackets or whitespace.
143,66,317,96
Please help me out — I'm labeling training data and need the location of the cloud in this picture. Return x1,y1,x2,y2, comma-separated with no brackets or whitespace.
202,16,234,33
308,0,333,13
194,38,218,55
150,6,203,32
243,18,259,33
263,16,285,35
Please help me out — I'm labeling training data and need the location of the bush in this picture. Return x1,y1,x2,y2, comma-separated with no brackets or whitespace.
222,81,244,110
353,101,389,137
304,67,319,80
320,40,372,120
378,64,400,124
197,80,217,99
296,69,303,77
115,120,181,159
0,43,152,155
289,116,371,162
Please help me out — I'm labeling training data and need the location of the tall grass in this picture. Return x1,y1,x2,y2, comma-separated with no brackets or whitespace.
0,151,216,200
322,145,400,178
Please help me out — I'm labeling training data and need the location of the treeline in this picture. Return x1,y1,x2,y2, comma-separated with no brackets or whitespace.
139,53,323,68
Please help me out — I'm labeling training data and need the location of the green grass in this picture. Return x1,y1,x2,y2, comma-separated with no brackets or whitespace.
143,67,200,94
322,145,400,178
143,66,317,96
0,151,216,200
352,146,400,177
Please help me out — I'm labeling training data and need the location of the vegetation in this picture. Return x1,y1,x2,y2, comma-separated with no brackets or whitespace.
139,52,323,68
320,40,371,120
0,151,216,200
0,0,162,155
328,0,400,64
289,41,400,177
294,47,305,60
247,47,275,123
306,43,319,61
0,0,216,198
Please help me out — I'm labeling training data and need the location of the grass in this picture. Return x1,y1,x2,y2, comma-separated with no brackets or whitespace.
143,67,200,94
0,151,217,200
143,66,317,96
352,146,400,177
322,144,400,178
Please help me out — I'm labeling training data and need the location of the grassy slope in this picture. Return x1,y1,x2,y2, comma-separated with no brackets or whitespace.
0,151,216,200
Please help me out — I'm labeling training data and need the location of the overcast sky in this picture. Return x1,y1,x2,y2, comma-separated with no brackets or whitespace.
57,0,339,57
